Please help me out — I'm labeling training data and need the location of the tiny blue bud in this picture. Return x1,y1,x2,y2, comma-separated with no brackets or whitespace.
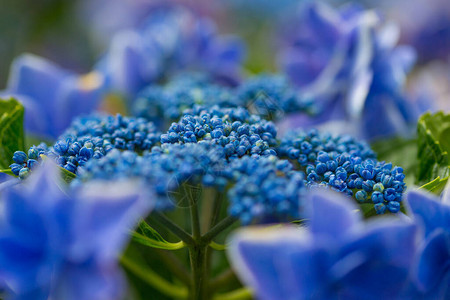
371,191,384,204
28,148,39,160
355,190,368,202
19,167,30,179
374,203,386,214
387,201,400,213
13,151,27,164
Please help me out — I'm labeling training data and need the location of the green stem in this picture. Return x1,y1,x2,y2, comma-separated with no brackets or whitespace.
151,212,194,246
121,255,188,299
202,216,237,244
188,244,208,300
189,189,201,240
212,288,253,300
154,249,191,286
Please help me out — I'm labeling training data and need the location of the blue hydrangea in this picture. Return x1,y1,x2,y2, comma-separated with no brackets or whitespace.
74,141,307,224
9,144,49,179
0,54,105,139
227,155,306,224
74,143,230,210
228,190,418,300
235,74,315,120
11,114,160,176
0,161,151,300
278,129,406,214
98,5,245,98
132,74,238,128
160,106,278,158
277,2,421,140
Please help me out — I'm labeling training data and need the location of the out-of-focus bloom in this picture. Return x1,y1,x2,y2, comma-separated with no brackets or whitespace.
407,189,450,299
228,189,417,299
98,5,245,99
1,54,105,139
377,0,450,63
0,162,151,300
278,2,420,140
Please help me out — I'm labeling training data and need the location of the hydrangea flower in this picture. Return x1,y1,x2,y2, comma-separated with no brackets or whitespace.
278,129,406,214
235,74,315,120
277,2,421,140
132,73,238,127
227,155,305,224
0,161,151,300
74,143,229,210
11,114,160,176
407,189,450,299
228,189,417,300
160,105,277,158
0,54,105,139
98,5,245,98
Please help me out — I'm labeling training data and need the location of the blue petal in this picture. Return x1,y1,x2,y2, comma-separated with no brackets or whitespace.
407,190,450,235
228,228,309,300
415,229,450,294
334,221,417,298
306,189,361,240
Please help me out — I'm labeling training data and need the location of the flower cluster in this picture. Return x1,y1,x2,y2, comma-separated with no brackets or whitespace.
132,74,238,127
75,143,229,210
278,129,406,214
161,105,278,158
10,114,160,176
235,74,314,120
9,145,47,179
228,156,305,224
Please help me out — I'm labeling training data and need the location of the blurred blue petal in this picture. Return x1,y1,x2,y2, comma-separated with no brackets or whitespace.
407,190,450,236
2,54,105,139
415,230,450,296
278,3,425,140
229,189,417,299
98,5,245,99
306,190,361,241
0,161,151,299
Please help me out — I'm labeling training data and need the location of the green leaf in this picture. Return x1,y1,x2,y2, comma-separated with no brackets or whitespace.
131,220,186,250
416,112,450,185
0,98,25,169
0,169,16,177
419,176,449,195
371,137,417,188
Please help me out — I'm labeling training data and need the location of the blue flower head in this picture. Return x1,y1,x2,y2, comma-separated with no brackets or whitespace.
278,129,406,214
11,114,161,177
407,189,450,298
1,54,105,139
235,74,315,120
98,5,246,98
160,105,278,158
132,73,238,127
228,189,417,300
278,2,421,140
0,161,151,300
74,143,230,210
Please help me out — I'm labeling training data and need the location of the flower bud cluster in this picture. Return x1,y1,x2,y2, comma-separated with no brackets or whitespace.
279,130,405,214
161,105,278,158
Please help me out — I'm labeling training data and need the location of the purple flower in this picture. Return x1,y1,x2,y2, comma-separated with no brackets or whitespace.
277,3,422,140
228,189,417,299
407,189,450,299
0,162,151,300
98,5,245,98
1,54,105,139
